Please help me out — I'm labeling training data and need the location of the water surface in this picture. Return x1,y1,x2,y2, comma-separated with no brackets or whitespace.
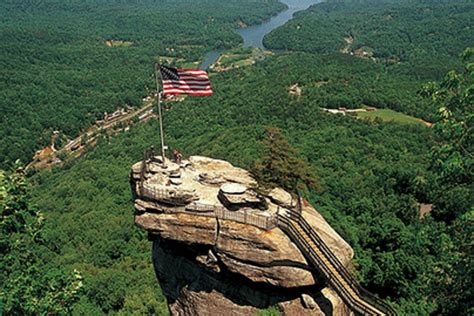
200,0,321,69
237,0,321,49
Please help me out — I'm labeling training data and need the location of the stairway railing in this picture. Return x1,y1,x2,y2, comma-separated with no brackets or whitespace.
278,215,374,315
293,210,394,315
277,209,397,316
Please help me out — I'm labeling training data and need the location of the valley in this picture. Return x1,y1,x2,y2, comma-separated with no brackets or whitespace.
1,0,472,315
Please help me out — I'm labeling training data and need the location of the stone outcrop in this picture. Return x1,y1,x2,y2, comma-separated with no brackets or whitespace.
131,155,354,315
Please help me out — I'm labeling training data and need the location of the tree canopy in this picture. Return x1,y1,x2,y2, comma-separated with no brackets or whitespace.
0,164,83,314
253,127,319,193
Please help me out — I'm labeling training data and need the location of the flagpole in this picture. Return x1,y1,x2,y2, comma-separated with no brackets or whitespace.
154,63,166,167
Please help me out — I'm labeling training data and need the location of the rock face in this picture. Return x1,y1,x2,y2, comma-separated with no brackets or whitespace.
131,155,354,315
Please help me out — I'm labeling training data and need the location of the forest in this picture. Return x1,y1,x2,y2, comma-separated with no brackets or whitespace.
0,0,285,168
1,0,472,315
1,52,470,314
264,0,473,118
265,0,472,64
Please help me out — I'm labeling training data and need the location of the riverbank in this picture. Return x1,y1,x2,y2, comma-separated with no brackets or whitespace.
200,0,322,69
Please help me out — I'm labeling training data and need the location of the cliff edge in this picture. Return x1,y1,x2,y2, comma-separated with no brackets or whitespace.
131,154,354,315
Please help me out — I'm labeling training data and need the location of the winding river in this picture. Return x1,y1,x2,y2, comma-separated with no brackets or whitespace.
200,0,322,70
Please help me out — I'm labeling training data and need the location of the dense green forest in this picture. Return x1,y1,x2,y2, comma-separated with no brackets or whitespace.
3,52,466,314
0,0,285,168
1,0,472,315
265,0,472,63
264,0,473,119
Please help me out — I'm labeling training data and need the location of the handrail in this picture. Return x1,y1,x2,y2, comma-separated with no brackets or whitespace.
278,214,372,314
137,150,395,314
140,184,276,230
277,216,364,312
277,210,397,315
283,209,396,314
285,209,365,293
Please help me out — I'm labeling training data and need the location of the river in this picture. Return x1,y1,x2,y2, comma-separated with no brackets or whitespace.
200,0,322,70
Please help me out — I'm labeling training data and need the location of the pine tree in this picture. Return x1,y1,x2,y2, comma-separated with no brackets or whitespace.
253,127,319,193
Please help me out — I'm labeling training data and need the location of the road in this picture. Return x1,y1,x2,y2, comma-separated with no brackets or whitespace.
28,100,155,170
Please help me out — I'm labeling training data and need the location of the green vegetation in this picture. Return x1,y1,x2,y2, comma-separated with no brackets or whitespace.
214,48,271,70
21,52,468,314
0,0,285,168
356,109,429,125
420,50,473,315
1,0,472,314
265,0,472,65
264,0,473,119
0,51,468,314
216,51,436,122
27,142,169,314
253,127,319,193
253,306,281,316
1,164,83,314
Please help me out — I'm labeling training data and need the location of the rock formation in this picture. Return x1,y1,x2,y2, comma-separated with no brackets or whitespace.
131,155,354,315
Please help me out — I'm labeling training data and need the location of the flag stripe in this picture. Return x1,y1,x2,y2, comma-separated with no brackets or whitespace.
164,85,212,89
164,88,213,93
163,83,211,89
164,84,211,89
163,90,213,96
163,80,210,85
164,87,212,91
175,76,209,80
177,69,208,75
178,73,209,78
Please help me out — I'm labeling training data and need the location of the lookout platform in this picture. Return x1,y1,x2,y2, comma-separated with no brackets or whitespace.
131,149,396,315
131,153,286,230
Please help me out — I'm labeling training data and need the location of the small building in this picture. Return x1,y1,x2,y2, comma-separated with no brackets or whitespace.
289,83,302,96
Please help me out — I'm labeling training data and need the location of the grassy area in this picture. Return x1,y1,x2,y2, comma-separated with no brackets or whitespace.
182,61,201,68
356,109,430,126
215,48,272,71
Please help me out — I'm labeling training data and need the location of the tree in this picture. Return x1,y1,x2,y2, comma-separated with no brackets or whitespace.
422,48,473,223
0,162,83,315
421,48,474,315
253,127,319,193
428,210,474,316
423,48,473,187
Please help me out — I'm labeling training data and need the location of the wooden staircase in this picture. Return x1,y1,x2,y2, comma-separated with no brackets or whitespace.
277,208,397,316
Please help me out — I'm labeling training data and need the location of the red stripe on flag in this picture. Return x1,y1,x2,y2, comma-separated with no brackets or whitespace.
163,90,213,96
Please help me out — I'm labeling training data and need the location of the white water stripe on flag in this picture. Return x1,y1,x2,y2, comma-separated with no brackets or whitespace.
177,75,209,80
164,83,210,89
163,82,211,87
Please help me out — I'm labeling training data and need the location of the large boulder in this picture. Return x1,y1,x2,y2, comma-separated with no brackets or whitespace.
132,155,354,315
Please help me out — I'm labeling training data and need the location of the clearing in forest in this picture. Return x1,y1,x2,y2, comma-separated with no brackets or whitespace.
105,40,133,47
356,108,431,126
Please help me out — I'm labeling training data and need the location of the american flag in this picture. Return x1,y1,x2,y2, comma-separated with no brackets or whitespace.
159,65,213,96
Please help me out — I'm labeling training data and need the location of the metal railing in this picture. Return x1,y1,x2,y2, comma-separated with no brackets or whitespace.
136,149,395,315
139,148,156,193
277,209,397,316
139,183,277,230
140,185,187,206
